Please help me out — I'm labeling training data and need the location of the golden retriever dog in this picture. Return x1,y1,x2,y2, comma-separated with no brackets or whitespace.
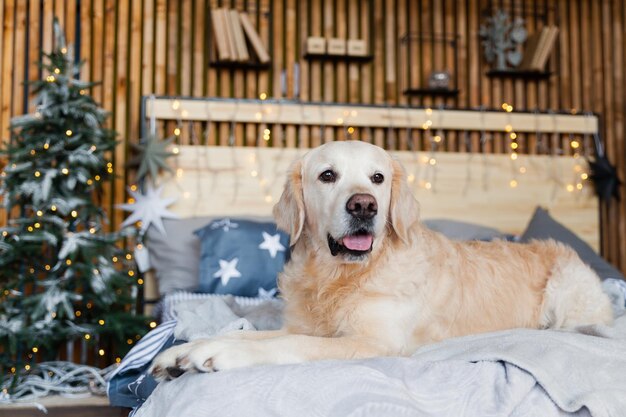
151,140,613,379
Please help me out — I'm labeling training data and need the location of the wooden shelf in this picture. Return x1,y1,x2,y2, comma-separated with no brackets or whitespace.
209,60,271,70
486,69,552,80
303,53,373,63
403,88,460,97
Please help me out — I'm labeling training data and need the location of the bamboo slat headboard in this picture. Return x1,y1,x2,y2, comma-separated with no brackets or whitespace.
143,96,600,250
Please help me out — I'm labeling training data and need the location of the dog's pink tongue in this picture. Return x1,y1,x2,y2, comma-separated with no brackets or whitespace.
342,235,373,251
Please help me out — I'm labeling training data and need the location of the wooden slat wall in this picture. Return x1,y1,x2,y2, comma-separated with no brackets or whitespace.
1,0,625,275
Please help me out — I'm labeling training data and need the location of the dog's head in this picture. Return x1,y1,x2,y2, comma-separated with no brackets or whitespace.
273,141,419,263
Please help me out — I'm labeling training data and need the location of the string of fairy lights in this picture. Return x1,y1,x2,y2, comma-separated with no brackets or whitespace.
135,96,592,208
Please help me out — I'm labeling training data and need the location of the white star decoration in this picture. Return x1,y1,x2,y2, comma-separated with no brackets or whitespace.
213,258,242,286
210,219,239,232
117,185,179,235
257,287,277,299
258,232,286,258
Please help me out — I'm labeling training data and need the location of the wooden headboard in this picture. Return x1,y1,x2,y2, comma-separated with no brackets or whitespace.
161,145,599,251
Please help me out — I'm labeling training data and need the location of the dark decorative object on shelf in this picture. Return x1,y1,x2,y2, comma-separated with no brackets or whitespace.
479,10,527,71
588,155,622,203
428,71,452,89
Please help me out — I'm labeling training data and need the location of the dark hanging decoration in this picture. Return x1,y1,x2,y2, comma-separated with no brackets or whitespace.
587,154,621,203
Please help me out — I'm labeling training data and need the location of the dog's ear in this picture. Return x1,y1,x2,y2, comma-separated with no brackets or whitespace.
273,159,305,244
389,158,419,243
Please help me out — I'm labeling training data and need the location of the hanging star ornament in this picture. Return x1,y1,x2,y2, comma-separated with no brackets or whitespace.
128,134,176,184
117,185,179,235
587,155,622,203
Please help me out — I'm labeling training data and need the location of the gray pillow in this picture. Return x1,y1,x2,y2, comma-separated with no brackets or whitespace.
520,207,624,281
145,217,215,295
423,219,509,241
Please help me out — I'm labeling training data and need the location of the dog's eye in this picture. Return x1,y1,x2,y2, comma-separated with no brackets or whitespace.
371,173,384,184
319,170,337,183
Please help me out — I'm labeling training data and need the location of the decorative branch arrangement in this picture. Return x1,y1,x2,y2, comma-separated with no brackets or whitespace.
480,10,527,70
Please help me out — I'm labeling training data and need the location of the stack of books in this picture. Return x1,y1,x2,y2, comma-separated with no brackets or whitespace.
518,25,559,71
210,8,270,64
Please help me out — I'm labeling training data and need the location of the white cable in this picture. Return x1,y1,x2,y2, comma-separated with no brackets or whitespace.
0,361,117,406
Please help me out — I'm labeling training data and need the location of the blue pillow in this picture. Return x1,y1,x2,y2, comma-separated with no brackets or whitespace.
194,219,289,297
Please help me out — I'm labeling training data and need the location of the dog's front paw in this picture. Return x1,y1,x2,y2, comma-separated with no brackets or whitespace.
150,341,201,381
150,339,265,381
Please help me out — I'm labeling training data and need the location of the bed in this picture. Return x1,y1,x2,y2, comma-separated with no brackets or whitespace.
107,100,626,416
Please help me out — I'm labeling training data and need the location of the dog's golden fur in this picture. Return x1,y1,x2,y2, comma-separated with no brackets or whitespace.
152,141,613,378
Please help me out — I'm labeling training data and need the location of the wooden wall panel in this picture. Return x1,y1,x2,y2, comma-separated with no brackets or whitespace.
0,0,625,275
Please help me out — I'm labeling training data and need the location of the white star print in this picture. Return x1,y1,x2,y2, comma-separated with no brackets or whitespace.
258,232,286,258
117,185,179,235
210,219,239,232
257,287,277,299
213,258,242,286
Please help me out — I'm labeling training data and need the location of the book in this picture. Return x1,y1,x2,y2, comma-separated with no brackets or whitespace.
229,9,249,61
221,8,239,61
519,31,541,70
210,8,230,61
239,12,271,64
528,27,550,70
533,26,559,70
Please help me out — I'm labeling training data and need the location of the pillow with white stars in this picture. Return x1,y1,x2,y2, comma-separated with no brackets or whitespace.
194,218,290,297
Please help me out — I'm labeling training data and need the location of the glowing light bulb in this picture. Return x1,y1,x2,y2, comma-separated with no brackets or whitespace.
66,130,72,136
259,92,267,100
510,179,518,188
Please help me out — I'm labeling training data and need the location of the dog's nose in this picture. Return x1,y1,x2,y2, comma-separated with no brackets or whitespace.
346,194,378,219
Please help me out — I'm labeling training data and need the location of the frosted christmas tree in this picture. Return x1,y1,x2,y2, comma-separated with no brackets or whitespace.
0,19,147,393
